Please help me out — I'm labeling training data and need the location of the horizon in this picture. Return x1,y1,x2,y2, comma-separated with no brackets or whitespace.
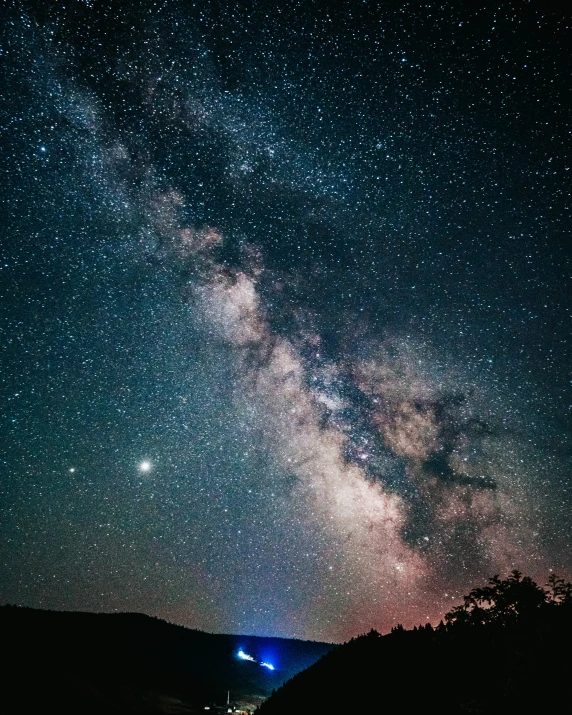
3,566,567,644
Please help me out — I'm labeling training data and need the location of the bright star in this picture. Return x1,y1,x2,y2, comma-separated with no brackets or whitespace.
139,460,152,472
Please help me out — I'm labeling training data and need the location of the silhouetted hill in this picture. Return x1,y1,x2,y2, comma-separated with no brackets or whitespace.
257,574,572,715
0,605,333,714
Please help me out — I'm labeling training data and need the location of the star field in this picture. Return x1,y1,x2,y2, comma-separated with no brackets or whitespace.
0,1,570,642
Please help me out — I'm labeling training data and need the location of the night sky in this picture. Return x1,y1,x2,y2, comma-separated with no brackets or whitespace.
1,1,570,642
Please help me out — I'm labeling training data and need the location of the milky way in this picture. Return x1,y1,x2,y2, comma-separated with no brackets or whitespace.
1,2,570,641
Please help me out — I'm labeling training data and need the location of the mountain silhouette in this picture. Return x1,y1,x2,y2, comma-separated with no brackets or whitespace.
1,605,333,714
257,572,572,715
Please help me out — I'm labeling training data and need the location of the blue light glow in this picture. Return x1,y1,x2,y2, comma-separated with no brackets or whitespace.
237,650,255,662
261,662,275,670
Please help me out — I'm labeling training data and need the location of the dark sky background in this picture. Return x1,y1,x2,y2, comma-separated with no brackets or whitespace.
1,0,570,642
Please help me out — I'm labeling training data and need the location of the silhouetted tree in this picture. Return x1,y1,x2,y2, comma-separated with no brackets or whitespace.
445,570,547,626
546,573,572,605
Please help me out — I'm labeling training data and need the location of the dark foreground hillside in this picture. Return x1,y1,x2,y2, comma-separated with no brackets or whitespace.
257,572,572,715
0,606,333,714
